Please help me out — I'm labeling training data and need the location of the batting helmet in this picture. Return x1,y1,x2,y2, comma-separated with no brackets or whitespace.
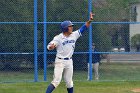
61,21,74,32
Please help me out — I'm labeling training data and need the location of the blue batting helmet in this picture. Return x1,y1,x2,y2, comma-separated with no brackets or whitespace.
61,21,74,32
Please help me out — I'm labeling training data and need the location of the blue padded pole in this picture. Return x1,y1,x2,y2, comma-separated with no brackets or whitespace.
34,0,38,82
43,0,47,81
88,0,93,81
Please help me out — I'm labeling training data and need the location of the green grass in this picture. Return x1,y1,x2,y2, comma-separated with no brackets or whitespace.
0,62,140,93
0,81,140,93
0,62,140,82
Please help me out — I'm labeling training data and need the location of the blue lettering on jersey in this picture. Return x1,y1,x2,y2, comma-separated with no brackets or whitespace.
62,40,75,45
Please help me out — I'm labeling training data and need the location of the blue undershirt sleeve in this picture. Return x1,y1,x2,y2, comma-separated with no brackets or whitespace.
79,24,88,34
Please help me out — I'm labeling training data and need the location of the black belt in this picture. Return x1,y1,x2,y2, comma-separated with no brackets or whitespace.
58,57,72,60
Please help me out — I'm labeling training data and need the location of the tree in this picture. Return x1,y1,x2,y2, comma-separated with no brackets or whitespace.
0,0,34,52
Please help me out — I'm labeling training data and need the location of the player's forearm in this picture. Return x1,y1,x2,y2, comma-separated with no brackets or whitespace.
79,24,87,33
79,20,92,33
85,20,92,27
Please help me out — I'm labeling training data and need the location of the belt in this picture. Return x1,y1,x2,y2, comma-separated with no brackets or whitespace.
58,57,72,60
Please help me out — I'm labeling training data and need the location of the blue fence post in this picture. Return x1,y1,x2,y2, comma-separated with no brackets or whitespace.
43,0,47,81
34,0,38,82
88,0,93,81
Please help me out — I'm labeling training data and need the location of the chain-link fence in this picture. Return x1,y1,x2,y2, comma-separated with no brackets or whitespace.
0,0,140,83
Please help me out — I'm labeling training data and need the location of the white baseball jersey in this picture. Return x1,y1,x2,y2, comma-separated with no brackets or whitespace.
47,30,81,58
46,24,88,88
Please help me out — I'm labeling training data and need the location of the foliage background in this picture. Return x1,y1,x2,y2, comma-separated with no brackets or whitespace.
0,0,139,52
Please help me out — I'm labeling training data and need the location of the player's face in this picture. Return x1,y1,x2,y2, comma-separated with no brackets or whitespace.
68,25,73,34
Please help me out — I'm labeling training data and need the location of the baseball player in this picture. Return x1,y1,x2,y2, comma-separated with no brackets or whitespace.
46,12,95,93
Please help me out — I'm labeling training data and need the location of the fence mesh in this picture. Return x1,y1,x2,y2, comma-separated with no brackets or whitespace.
0,0,140,83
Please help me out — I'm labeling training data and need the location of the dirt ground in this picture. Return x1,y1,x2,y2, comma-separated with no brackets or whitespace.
131,88,140,92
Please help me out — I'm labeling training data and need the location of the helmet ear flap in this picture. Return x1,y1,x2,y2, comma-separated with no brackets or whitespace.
64,27,68,32
62,27,68,32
